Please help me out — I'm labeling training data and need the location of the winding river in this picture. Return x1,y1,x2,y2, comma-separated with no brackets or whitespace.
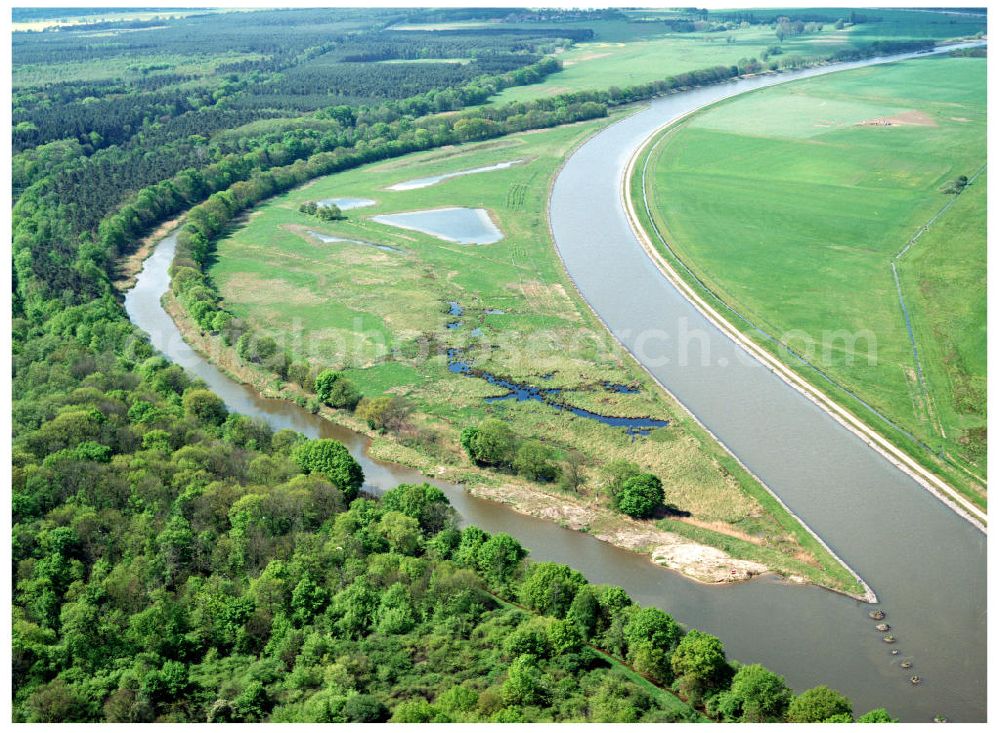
125,44,985,722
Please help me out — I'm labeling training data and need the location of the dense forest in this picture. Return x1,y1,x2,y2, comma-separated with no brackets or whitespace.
10,324,894,722
8,5,954,723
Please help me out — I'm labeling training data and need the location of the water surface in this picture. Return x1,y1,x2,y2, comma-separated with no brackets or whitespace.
372,207,503,244
316,196,375,210
124,44,986,724
549,43,987,721
387,159,524,191
447,349,669,437
307,230,400,253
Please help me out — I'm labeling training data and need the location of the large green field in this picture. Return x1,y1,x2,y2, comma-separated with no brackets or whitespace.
638,54,986,506
488,9,985,105
207,116,860,591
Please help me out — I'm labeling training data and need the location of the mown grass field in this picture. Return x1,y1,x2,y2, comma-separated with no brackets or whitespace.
639,54,986,505
208,116,861,592
488,9,985,105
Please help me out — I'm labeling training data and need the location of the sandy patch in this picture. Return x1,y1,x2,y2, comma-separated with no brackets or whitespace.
674,517,766,545
469,481,768,584
857,110,937,127
113,215,185,291
565,51,611,66
593,525,768,583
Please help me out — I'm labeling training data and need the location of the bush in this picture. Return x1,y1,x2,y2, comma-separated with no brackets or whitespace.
518,562,586,618
391,699,447,723
786,685,853,723
316,203,345,220
381,482,451,533
461,419,516,468
671,629,730,697
236,333,278,364
615,473,664,518
314,370,361,410
858,708,897,723
720,663,791,722
355,395,410,432
182,388,228,425
292,439,364,500
513,440,559,482
343,694,389,723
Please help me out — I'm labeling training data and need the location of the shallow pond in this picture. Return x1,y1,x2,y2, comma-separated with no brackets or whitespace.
372,207,503,244
447,349,668,436
307,230,400,253
387,159,524,191
316,196,375,210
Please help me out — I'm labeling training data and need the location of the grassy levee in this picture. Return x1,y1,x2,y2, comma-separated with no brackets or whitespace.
902,175,987,477
632,54,986,510
205,115,863,594
488,9,985,105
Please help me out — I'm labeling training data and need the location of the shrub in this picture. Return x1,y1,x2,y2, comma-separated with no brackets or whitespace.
720,663,791,722
513,440,559,482
182,388,228,425
292,439,364,500
314,370,361,410
462,419,516,468
236,333,278,364
355,395,410,432
786,685,853,723
615,473,664,518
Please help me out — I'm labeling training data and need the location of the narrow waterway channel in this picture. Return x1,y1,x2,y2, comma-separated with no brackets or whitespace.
125,44,985,722
549,43,986,721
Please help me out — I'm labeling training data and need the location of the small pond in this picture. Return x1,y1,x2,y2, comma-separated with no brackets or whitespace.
307,230,400,253
316,197,376,210
448,349,668,437
372,207,503,245
387,159,524,191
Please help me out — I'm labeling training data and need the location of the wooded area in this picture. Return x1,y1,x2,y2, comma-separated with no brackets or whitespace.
10,6,945,722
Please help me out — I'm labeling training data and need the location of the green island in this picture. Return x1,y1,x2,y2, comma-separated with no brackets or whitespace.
634,51,986,509
200,115,862,593
11,4,985,724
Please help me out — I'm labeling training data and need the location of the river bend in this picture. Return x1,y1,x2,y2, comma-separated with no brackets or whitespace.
126,45,985,722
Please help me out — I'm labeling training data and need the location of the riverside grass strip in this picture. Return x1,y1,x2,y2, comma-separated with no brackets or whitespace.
206,117,862,594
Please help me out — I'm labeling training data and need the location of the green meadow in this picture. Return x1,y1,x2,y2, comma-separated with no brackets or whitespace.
209,116,860,591
638,54,986,505
488,9,985,105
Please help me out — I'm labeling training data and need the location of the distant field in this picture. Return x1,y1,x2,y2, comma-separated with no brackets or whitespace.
10,9,214,32
492,27,846,104
488,9,985,105
638,54,986,504
209,117,860,591
12,52,265,87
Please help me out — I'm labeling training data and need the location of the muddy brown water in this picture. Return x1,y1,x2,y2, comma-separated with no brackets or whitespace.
125,44,985,723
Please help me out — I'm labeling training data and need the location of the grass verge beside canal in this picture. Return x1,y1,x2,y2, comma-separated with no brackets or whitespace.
486,9,985,106
197,115,864,595
633,54,986,511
